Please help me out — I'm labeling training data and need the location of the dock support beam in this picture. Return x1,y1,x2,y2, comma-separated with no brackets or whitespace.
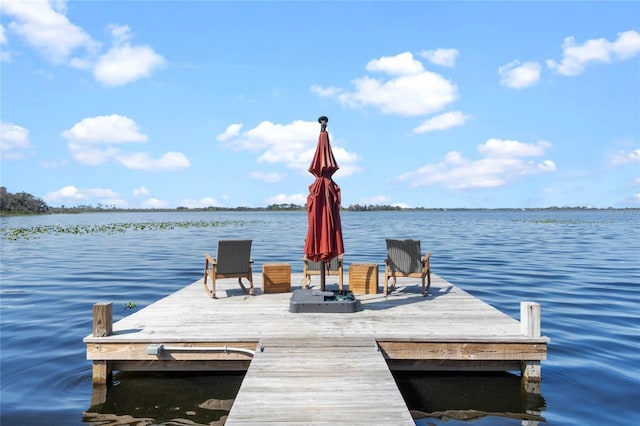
92,302,113,385
520,301,542,387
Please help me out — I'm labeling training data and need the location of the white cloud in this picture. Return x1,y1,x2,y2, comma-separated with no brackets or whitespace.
0,24,11,62
414,111,470,133
108,23,132,45
478,139,551,158
248,171,285,183
547,30,640,76
117,151,190,171
62,114,189,170
45,185,126,207
314,52,458,116
217,119,360,176
217,123,243,142
310,85,342,97
499,60,542,89
133,186,150,196
3,0,100,64
3,1,164,85
360,195,391,205
0,121,33,160
178,197,220,208
392,202,411,209
610,148,640,166
62,114,148,144
39,159,68,169
140,197,168,208
418,48,458,67
93,25,165,86
398,138,556,189
265,193,307,205
366,51,425,76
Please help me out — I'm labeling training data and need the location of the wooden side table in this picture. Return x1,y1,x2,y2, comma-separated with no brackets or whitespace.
262,263,291,293
348,263,379,294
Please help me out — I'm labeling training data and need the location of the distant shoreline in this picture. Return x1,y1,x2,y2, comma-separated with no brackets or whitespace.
2,206,638,217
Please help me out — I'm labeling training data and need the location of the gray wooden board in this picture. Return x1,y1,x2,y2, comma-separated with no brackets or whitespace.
225,337,415,425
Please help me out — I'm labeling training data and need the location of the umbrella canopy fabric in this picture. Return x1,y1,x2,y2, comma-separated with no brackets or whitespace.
304,117,344,267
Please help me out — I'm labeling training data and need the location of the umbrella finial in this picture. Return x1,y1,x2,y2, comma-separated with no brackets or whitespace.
318,116,328,132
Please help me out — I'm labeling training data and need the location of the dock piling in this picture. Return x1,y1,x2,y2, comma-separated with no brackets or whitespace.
92,302,113,337
92,303,113,385
520,301,542,384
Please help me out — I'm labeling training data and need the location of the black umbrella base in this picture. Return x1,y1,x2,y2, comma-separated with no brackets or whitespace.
289,289,359,313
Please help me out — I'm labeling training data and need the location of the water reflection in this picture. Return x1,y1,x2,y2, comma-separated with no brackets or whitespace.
84,370,545,426
394,371,546,425
83,372,244,426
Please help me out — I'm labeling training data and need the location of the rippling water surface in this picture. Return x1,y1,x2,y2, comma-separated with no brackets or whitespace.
1,210,639,425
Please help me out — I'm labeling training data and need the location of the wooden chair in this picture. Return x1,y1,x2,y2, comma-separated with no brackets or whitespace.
204,240,254,298
302,256,343,290
384,239,431,296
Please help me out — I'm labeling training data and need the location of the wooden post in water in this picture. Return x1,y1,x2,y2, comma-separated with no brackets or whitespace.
520,301,542,386
92,303,113,385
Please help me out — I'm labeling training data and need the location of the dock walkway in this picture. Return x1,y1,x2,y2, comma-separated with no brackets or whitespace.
226,337,414,425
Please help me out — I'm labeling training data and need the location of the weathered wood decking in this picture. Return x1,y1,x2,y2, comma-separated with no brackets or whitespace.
85,271,548,423
226,337,414,425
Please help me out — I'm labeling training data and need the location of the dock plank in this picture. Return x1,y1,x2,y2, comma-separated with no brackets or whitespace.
226,338,414,425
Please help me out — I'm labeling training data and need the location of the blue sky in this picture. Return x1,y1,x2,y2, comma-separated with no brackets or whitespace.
1,1,639,209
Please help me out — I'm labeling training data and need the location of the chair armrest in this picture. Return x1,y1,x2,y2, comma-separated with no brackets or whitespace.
204,253,217,265
422,252,431,266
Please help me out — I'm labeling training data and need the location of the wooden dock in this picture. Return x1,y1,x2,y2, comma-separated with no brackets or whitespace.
85,271,548,422
226,337,414,425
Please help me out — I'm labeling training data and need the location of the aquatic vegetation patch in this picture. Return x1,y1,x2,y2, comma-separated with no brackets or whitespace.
511,219,608,225
1,220,256,240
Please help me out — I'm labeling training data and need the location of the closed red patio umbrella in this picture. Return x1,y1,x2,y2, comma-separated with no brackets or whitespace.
304,116,344,291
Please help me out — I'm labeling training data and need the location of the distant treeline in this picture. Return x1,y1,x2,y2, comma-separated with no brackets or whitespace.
1,187,636,216
0,187,49,215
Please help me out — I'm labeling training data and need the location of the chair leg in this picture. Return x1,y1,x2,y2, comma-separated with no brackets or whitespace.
238,276,254,296
248,271,254,296
237,278,248,293
384,274,396,295
204,269,215,298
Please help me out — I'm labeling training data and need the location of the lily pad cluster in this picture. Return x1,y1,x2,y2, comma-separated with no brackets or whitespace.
1,220,254,240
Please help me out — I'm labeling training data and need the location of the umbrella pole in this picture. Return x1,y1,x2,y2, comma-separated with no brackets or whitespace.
320,261,326,292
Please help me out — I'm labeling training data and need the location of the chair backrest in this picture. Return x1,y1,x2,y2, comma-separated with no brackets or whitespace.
306,256,341,272
386,239,422,274
216,240,252,274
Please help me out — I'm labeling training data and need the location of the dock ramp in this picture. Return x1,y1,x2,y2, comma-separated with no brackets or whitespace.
226,337,414,425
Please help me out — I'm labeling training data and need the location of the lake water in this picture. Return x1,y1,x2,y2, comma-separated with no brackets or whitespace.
1,210,639,425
